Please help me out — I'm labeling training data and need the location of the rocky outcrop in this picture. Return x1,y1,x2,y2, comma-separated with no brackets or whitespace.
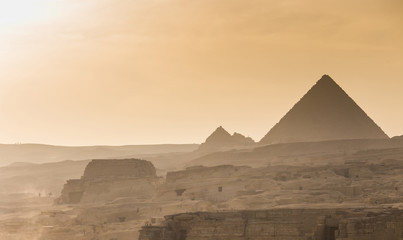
56,159,159,204
197,126,255,152
58,179,85,204
82,159,157,180
260,75,388,145
139,208,403,240
336,210,403,239
159,152,403,209
166,165,250,183
161,165,252,203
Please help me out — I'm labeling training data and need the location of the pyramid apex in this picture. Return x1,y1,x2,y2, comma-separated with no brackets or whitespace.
321,74,331,79
211,126,230,136
318,74,336,84
215,126,227,132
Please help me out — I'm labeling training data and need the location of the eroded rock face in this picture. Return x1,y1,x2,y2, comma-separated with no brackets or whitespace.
82,159,157,180
56,159,158,204
166,165,250,183
139,208,403,240
59,179,84,204
162,165,252,203
159,151,403,207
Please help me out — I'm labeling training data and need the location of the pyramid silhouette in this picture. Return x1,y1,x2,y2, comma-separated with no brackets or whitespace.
204,126,233,145
198,126,255,152
260,75,388,144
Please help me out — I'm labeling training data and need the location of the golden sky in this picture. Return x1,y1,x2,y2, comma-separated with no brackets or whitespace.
0,0,402,145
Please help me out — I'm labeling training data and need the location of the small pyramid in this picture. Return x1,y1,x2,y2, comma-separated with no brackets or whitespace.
204,126,233,144
232,133,255,145
260,75,388,144
198,126,255,152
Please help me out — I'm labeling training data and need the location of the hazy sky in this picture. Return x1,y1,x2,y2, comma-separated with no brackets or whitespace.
0,0,402,145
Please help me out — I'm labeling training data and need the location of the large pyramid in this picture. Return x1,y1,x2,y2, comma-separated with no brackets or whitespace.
260,75,388,144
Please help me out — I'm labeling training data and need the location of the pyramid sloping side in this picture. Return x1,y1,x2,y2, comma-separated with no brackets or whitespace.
260,75,388,144
204,126,233,145
198,126,255,152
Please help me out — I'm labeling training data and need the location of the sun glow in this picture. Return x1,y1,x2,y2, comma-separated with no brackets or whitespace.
0,0,73,59
0,0,56,29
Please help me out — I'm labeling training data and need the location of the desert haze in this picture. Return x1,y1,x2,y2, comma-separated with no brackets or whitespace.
1,75,403,240
1,0,403,240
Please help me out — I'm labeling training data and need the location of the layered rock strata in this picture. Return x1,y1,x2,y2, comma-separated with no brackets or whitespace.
139,208,403,240
56,159,159,204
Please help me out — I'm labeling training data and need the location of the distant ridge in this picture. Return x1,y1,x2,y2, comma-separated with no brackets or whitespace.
7,162,36,167
260,75,388,144
197,126,255,152
0,143,198,166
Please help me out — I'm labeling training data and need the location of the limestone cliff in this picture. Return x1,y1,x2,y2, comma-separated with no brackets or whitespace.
139,208,403,240
56,159,159,204
82,159,157,180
